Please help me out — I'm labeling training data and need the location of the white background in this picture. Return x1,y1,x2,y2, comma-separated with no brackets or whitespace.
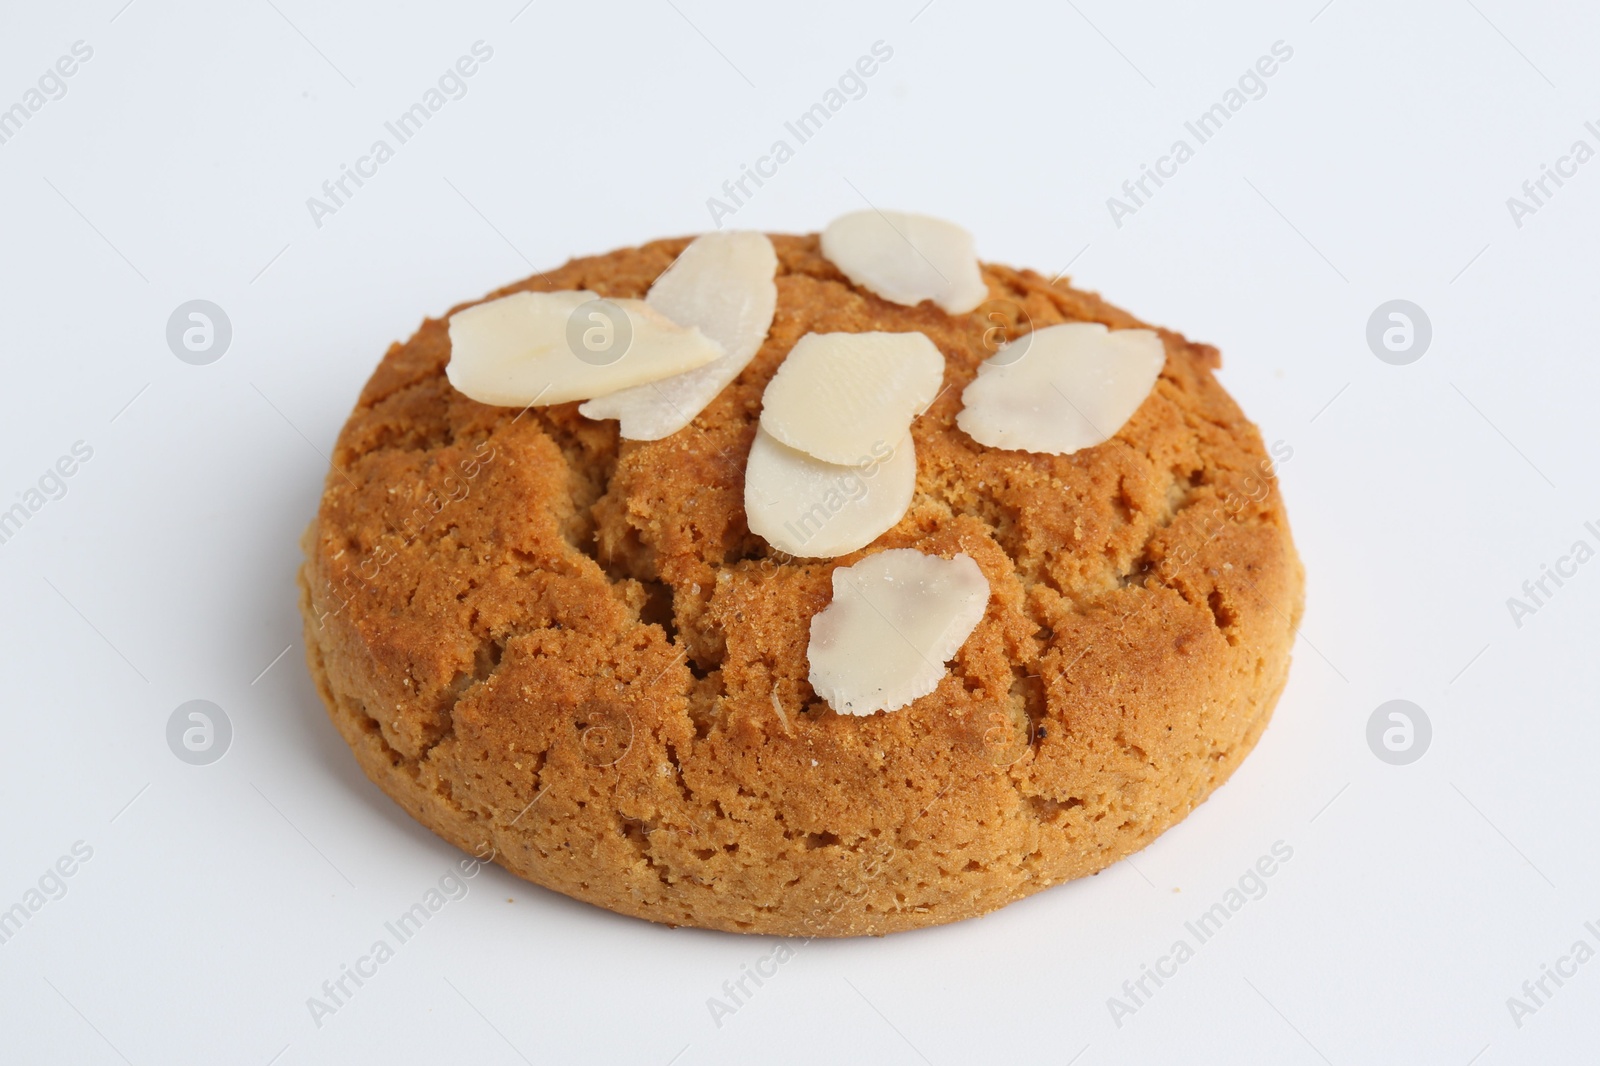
1,1,1597,1063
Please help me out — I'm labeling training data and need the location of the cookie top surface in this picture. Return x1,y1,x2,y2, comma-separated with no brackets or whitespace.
304,232,1300,934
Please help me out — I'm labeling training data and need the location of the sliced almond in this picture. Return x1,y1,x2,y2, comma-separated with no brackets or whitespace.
808,549,989,716
579,232,778,439
956,322,1165,455
759,331,944,466
743,428,915,559
820,210,987,314
446,290,723,407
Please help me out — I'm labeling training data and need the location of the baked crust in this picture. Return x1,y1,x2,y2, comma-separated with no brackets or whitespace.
297,234,1304,936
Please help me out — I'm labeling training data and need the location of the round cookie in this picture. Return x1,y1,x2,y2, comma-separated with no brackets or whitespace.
297,233,1304,936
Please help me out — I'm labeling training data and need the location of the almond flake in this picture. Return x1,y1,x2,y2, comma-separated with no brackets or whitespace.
580,232,778,439
956,322,1165,455
743,428,915,558
808,550,989,715
821,210,987,314
446,290,722,407
759,331,943,466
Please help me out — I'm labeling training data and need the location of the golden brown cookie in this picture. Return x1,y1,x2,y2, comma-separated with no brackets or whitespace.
297,233,1304,936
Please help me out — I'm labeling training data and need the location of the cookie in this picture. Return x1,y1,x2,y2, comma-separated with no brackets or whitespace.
297,232,1304,936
